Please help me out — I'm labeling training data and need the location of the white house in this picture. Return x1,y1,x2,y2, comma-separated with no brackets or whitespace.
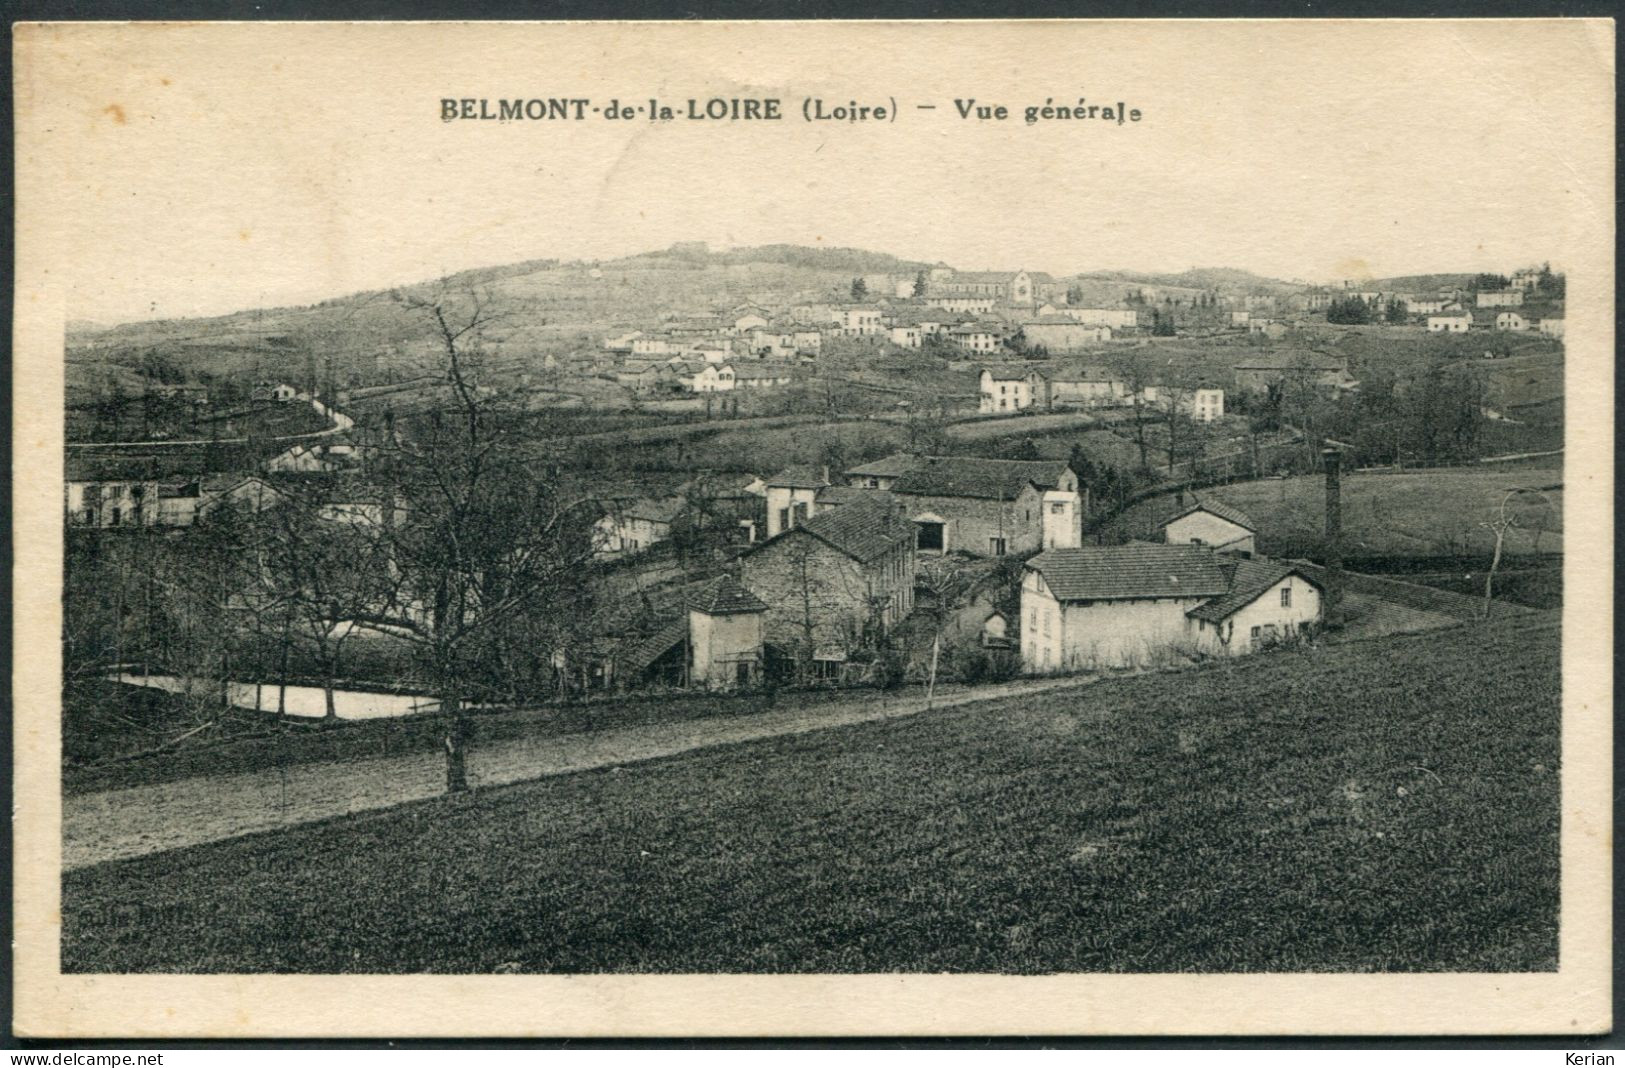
951,323,1001,354
733,312,769,333
1428,312,1471,333
925,295,997,314
889,325,922,349
1189,387,1226,423
1476,289,1524,308
840,305,883,336
1230,310,1252,326
730,363,795,389
1159,497,1256,556
594,497,686,557
1539,315,1565,339
764,466,829,538
690,364,736,392
980,367,1043,412
1020,545,1323,672
1495,310,1532,331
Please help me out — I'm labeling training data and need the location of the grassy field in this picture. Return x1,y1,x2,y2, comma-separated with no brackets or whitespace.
63,618,1559,974
1105,465,1563,558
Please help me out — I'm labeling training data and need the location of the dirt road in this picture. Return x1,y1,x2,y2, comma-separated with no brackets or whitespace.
63,673,1100,870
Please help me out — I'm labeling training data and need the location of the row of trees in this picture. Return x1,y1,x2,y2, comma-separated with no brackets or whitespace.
67,289,604,794
1326,296,1409,325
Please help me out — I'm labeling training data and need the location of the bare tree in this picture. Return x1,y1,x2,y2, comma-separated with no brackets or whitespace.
371,287,599,792
1480,487,1558,618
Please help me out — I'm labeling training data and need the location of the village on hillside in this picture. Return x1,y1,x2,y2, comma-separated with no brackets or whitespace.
59,245,1567,977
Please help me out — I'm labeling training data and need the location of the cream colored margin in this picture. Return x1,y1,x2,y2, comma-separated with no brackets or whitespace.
12,19,1613,1038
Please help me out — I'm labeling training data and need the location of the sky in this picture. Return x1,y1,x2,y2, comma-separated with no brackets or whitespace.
15,20,1614,325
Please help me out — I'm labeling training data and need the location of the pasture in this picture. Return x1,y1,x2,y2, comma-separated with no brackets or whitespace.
1104,465,1563,559
64,618,1559,974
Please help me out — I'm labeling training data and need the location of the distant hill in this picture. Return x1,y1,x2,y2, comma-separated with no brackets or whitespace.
1361,274,1474,293
1076,267,1300,293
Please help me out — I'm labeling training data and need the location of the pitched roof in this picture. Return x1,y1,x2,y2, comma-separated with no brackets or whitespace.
765,464,828,490
618,617,689,679
687,575,769,615
621,497,686,524
1187,558,1322,623
763,496,916,564
1027,545,1232,602
891,456,1070,500
844,451,921,478
981,366,1038,382
815,484,893,508
1158,496,1257,533
731,364,793,380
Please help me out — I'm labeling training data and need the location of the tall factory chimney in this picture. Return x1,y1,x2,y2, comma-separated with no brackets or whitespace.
1322,446,1344,623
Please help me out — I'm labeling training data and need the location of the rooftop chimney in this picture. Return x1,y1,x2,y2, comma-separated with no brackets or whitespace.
1322,447,1343,623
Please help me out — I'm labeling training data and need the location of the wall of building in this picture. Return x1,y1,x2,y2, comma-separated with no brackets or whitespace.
740,534,911,658
899,484,1044,556
1020,571,1208,671
764,485,822,538
1164,513,1255,554
688,608,764,687
1192,576,1322,657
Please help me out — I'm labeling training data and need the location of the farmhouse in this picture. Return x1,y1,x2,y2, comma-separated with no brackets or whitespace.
1018,317,1112,353
844,452,921,490
1539,314,1565,339
1232,355,1358,395
685,575,769,688
1020,544,1323,672
1496,310,1532,331
889,456,1080,557
934,269,1039,306
1427,311,1472,333
764,465,829,537
950,323,1002,353
1159,497,1257,556
979,366,1045,412
839,305,884,336
739,496,918,668
594,497,686,557
925,295,998,314
1476,288,1524,308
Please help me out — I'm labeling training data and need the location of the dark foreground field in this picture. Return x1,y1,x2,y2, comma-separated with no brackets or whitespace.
63,618,1560,974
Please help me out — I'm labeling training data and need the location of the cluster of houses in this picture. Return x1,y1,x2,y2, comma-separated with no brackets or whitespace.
587,447,1324,686
978,364,1227,421
1422,287,1566,338
65,384,396,531
600,268,1184,397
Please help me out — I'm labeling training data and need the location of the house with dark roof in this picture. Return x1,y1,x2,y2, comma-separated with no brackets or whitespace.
592,496,687,557
739,496,917,666
889,456,1080,557
1159,497,1257,556
1021,544,1323,671
843,452,922,489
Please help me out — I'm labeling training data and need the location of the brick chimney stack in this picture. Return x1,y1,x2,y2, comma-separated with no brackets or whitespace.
1322,447,1344,623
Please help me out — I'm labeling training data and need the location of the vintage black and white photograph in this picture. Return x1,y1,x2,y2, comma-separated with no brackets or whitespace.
12,19,1612,1037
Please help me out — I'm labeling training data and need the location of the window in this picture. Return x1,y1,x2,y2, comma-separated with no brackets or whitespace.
793,501,808,526
1250,626,1261,638
1051,502,1065,514
867,478,880,488
1280,587,1292,608
778,507,790,531
917,521,945,552
989,537,1007,556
